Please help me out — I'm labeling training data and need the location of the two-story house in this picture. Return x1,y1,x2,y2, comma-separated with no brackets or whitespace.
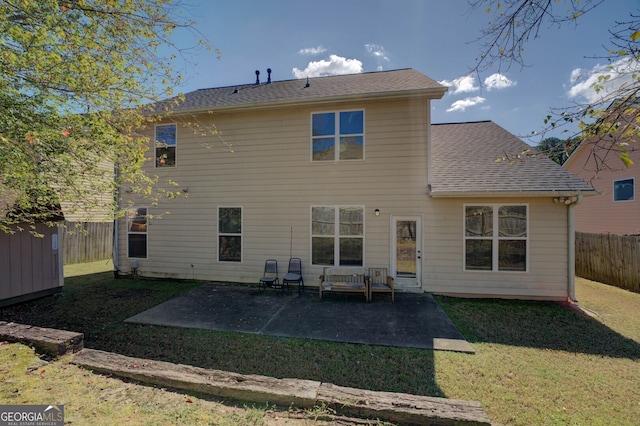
115,68,594,301
563,112,640,235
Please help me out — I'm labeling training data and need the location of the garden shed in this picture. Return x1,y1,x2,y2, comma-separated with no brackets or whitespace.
0,197,65,307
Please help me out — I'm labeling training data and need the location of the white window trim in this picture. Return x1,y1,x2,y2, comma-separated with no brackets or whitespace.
310,205,365,266
613,177,635,202
310,109,365,162
463,204,529,273
217,206,243,263
127,207,148,259
154,123,177,168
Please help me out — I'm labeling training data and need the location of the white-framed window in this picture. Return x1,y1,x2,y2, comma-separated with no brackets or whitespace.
311,110,364,161
218,207,242,262
613,178,635,202
155,123,177,167
127,207,148,258
311,206,364,266
464,204,528,272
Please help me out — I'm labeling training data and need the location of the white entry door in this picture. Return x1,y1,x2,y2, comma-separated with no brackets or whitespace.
391,216,422,288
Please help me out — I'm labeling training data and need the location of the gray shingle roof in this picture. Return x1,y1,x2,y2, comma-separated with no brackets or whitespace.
430,121,595,196
157,68,447,113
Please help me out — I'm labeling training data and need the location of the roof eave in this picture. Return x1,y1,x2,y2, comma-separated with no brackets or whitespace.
168,87,448,116
428,189,598,198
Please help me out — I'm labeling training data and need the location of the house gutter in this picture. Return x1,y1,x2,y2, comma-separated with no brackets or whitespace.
429,190,595,198
565,194,584,302
113,165,120,279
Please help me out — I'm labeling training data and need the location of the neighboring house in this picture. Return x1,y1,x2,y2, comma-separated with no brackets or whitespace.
563,128,640,235
115,68,594,301
0,193,65,306
59,157,115,265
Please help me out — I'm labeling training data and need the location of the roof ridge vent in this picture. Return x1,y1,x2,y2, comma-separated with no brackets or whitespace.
267,68,272,84
305,76,310,88
255,70,260,85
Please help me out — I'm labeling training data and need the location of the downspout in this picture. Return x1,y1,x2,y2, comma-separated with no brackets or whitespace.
113,164,120,279
567,195,583,302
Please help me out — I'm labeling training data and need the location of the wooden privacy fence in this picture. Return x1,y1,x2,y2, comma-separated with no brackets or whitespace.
575,232,640,293
62,221,113,265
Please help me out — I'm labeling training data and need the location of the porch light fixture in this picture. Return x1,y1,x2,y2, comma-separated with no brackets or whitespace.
374,209,380,216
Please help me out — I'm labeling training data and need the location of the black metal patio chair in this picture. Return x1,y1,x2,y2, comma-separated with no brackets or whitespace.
282,257,304,292
258,259,280,290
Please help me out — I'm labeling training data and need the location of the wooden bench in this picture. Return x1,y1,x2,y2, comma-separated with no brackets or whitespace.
319,267,369,302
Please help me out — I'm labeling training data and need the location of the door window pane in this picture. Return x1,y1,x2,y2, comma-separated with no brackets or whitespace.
396,220,417,277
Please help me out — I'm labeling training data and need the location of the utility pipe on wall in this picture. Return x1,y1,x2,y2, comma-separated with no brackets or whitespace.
567,195,583,302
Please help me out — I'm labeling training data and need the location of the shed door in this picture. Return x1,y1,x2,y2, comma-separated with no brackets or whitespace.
391,216,421,288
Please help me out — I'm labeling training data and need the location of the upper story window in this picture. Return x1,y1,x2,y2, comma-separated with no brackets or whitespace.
464,205,528,272
311,110,364,161
155,124,177,167
613,178,634,202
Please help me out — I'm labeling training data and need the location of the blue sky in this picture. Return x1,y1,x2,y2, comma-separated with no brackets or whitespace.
169,0,634,145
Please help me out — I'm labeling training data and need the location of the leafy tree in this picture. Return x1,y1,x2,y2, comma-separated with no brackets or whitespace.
536,136,580,164
0,0,214,234
470,0,639,168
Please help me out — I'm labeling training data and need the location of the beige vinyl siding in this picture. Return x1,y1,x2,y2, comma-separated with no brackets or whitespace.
61,158,114,222
117,95,575,300
564,143,640,235
425,197,570,300
117,98,431,285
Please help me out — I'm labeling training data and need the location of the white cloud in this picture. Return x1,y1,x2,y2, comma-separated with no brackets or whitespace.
438,75,479,94
567,57,640,103
292,54,363,78
365,43,390,62
484,73,516,90
298,45,327,56
446,96,486,112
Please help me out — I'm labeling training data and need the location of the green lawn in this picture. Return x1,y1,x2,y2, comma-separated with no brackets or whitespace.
1,261,638,425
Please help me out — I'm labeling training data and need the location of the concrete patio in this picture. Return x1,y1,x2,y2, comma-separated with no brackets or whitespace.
126,283,474,353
